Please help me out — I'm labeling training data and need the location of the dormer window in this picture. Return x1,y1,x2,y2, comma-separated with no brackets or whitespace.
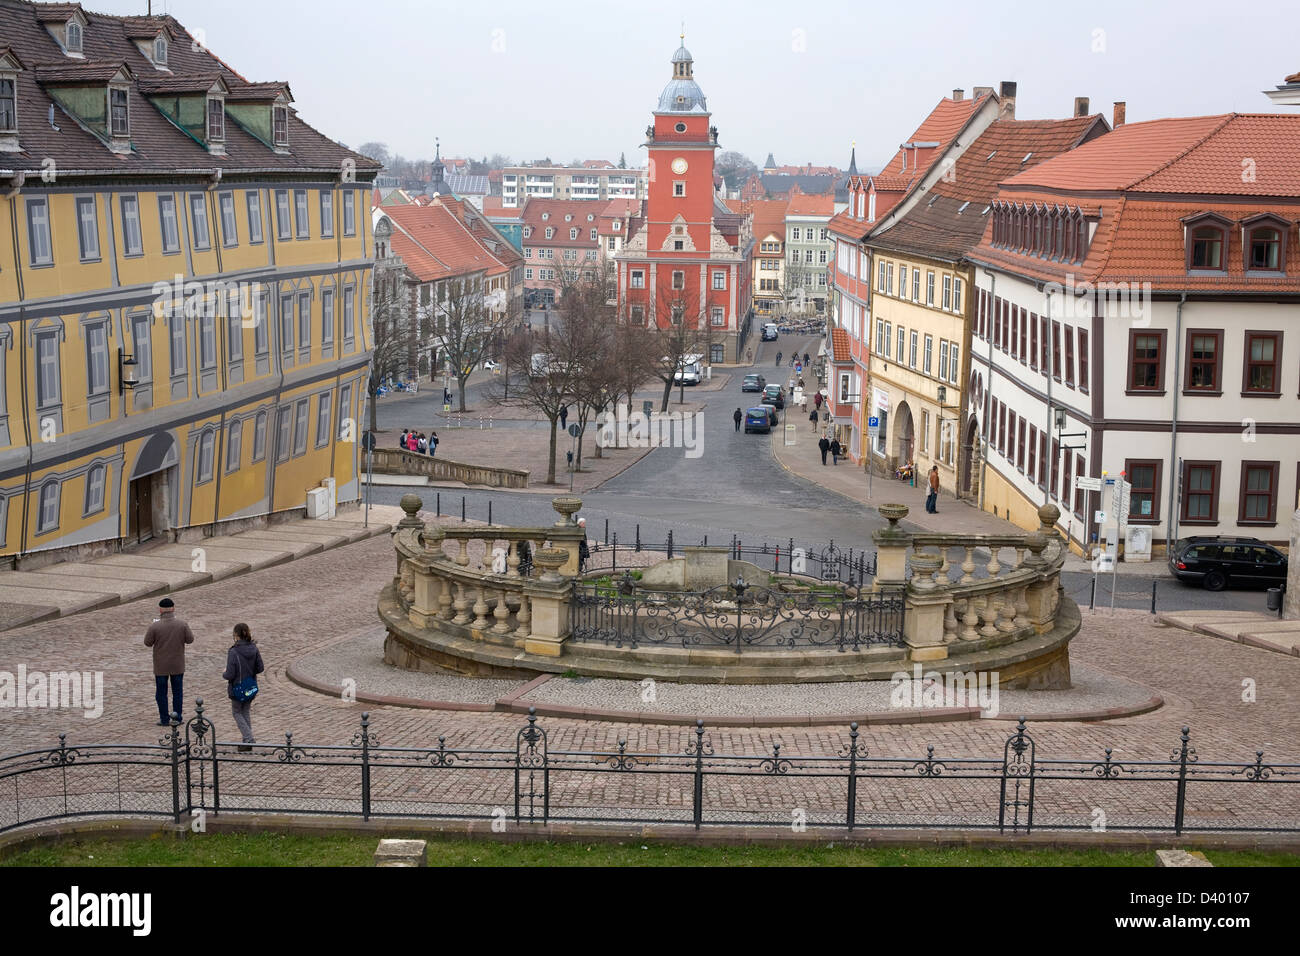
0,77,13,132
272,105,288,146
109,88,129,138
154,36,168,66
1190,225,1224,269
66,22,83,53
207,96,224,142
1242,216,1289,272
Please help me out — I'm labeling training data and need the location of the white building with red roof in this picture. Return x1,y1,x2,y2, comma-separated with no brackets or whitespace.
967,112,1300,554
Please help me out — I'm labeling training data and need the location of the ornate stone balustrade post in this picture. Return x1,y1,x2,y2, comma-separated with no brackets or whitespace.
522,548,573,658
872,504,911,593
408,526,447,629
550,496,584,575
905,550,952,661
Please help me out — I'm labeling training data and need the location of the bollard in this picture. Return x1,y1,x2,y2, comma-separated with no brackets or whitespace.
1151,579,1157,615
436,492,441,517
604,519,609,546
461,496,466,523
488,500,493,526
1089,577,1096,610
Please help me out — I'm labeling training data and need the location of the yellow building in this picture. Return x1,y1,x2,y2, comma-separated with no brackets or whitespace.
0,1,380,562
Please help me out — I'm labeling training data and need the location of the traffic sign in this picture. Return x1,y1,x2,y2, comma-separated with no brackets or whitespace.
868,416,880,429
1075,476,1102,492
567,424,580,438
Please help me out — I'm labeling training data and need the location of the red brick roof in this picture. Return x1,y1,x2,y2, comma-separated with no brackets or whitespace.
786,192,834,216
728,199,788,243
871,114,1107,261
830,327,853,363
384,201,514,282
973,114,1300,292
518,198,602,248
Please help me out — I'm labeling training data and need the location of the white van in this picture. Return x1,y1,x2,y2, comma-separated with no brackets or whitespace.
672,353,703,386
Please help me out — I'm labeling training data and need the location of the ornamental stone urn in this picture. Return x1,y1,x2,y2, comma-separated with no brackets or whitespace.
534,547,570,582
398,494,425,530
551,496,583,526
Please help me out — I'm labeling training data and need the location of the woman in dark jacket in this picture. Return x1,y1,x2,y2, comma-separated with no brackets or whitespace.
223,623,264,751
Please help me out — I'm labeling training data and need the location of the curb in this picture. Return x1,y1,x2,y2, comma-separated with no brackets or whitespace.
285,651,1167,727
5,814,1300,856
1156,613,1300,658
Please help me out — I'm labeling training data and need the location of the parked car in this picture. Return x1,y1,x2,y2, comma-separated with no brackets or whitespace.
762,322,779,341
741,373,766,392
761,383,786,409
1168,536,1288,591
744,406,779,433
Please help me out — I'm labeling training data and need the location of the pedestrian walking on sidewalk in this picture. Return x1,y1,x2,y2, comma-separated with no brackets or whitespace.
406,431,418,453
417,433,427,454
733,407,743,431
804,352,810,366
830,437,842,465
399,428,408,449
926,465,940,513
813,391,823,411
429,431,439,456
223,623,264,752
144,598,194,726
809,408,818,430
818,434,831,465
776,351,783,367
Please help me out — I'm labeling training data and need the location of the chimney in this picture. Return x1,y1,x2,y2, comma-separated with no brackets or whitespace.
999,81,1017,119
1074,97,1090,117
1113,101,1126,128
973,85,994,100
952,88,965,101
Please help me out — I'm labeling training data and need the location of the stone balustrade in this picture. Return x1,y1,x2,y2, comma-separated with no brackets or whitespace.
370,448,529,489
873,502,1068,679
381,495,1078,687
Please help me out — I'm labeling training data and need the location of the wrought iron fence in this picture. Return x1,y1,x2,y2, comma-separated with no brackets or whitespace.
587,530,876,587
571,576,905,651
3,707,1298,836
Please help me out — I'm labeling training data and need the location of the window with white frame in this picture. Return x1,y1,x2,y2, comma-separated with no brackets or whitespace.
939,341,950,380
246,191,264,243
1,78,18,133
912,269,920,301
883,322,892,360
219,192,238,246
36,480,60,535
926,271,935,306
897,265,907,297
897,326,905,363
942,275,952,310
875,319,885,355
569,228,578,240
207,96,224,142
75,196,99,260
923,335,933,374
909,330,918,368
27,197,53,265
84,463,106,515
320,191,333,238
953,277,963,313
921,410,930,454
949,344,960,384
109,88,128,137
712,271,725,290
878,261,886,291
273,106,288,146
672,270,685,290
710,307,724,326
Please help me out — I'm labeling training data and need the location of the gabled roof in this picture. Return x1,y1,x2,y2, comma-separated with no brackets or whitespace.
518,198,602,247
830,327,853,363
786,192,835,216
871,114,1108,261
384,200,513,282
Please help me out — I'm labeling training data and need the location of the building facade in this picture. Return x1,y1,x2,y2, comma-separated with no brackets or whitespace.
501,163,646,207
726,199,786,317
784,190,834,315
615,41,754,365
519,198,604,308
968,113,1300,552
0,0,378,563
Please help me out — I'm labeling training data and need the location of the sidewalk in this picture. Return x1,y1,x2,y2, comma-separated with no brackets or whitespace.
1157,609,1300,657
0,505,402,632
770,428,1024,537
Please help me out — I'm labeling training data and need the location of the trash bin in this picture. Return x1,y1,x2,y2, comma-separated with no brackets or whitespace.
1266,587,1283,615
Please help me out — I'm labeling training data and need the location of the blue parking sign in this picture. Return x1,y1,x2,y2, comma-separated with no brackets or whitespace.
868,416,879,428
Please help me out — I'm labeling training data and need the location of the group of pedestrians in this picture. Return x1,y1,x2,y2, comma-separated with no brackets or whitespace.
817,434,843,465
145,598,265,751
399,428,439,456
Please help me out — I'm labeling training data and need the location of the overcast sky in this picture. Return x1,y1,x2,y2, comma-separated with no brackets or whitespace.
102,0,1296,172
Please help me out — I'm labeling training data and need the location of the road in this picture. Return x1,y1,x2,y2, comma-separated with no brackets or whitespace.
362,334,1276,616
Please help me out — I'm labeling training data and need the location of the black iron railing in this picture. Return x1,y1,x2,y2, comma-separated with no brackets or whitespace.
2,707,1297,836
571,577,905,651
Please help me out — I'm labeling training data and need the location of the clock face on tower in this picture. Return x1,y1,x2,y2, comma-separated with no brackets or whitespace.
671,157,688,175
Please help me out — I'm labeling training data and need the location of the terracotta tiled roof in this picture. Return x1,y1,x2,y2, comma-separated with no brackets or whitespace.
224,81,292,102
876,93,991,180
518,198,602,248
481,196,516,217
136,74,227,95
384,200,514,282
786,192,834,216
1,0,374,176
871,114,1107,261
830,327,853,363
726,199,788,244
122,18,171,39
1287,70,1300,83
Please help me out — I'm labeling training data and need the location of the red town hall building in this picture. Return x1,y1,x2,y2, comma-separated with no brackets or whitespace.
616,41,754,364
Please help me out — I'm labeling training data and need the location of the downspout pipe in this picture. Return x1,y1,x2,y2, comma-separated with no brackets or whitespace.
1167,293,1187,548
980,269,995,513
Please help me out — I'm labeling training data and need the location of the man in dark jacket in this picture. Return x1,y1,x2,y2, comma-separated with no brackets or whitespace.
818,434,831,465
144,598,195,726
559,405,569,430
830,437,842,465
733,407,743,431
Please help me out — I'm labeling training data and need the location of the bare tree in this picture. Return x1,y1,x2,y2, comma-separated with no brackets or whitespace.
495,326,579,485
431,274,515,412
367,271,417,436
648,289,715,412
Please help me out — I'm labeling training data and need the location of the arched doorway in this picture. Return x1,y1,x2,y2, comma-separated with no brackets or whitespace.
128,431,179,545
961,416,980,498
892,401,915,469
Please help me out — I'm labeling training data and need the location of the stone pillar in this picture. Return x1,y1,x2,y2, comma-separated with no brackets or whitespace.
1020,532,1055,633
872,503,911,592
905,550,951,661
682,547,730,589
1287,509,1300,620
523,548,571,657
408,563,444,629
